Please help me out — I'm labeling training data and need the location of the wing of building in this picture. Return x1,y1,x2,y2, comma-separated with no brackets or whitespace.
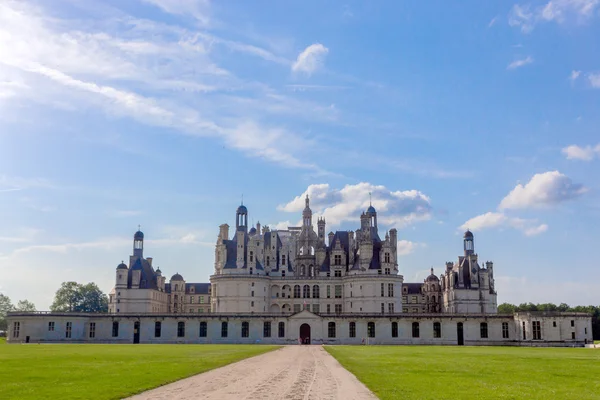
5,197,593,346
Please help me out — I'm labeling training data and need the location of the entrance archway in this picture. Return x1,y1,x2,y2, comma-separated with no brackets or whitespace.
299,323,311,344
457,322,464,346
133,321,140,344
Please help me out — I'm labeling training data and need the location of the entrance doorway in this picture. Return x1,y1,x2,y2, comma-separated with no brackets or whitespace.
457,322,464,346
299,323,311,344
133,321,140,344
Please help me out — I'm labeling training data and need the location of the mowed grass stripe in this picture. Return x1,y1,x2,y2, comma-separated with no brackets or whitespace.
0,340,279,400
325,345,600,400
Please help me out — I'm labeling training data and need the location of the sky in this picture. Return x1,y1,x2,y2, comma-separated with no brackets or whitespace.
1,0,599,310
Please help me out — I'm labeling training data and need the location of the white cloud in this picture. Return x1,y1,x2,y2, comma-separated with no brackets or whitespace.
589,72,600,87
499,171,587,209
562,143,600,160
278,182,432,228
397,240,426,256
569,70,581,81
460,212,548,237
488,16,499,27
292,43,329,75
509,0,600,32
141,0,211,25
507,56,534,70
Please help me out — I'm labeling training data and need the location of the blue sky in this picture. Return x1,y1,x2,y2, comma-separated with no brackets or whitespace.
1,0,599,309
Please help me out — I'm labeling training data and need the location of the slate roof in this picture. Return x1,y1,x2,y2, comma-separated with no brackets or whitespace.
404,283,423,294
127,257,158,290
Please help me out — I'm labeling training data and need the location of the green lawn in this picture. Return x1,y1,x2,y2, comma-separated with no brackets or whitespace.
0,343,279,400
326,346,600,400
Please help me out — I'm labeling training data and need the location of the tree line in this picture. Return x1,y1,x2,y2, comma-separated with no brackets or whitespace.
499,302,600,340
0,281,108,332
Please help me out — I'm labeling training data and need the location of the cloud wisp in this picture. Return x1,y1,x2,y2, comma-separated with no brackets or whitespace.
562,143,600,161
509,0,600,33
507,56,534,70
292,43,329,75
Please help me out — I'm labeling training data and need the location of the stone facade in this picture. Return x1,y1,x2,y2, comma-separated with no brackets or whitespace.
6,310,593,346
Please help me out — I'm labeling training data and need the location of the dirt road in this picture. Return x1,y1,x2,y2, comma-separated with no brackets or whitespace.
127,345,377,400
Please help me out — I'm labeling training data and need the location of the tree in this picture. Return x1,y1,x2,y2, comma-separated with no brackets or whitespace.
15,299,37,312
0,294,15,331
498,303,516,314
50,281,108,313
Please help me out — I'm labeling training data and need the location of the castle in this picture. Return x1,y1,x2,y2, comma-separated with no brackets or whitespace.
108,196,497,317
6,196,592,346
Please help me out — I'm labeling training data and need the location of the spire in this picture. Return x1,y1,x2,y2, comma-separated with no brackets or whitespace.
305,193,310,208
369,191,372,206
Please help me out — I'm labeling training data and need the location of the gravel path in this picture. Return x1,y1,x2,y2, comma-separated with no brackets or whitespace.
126,345,377,400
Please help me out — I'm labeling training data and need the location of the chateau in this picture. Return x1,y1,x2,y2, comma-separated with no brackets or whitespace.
6,197,593,346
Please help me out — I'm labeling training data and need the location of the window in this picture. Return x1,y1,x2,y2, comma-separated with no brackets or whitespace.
480,322,488,339
381,303,385,314
263,321,271,338
334,270,341,277
388,283,394,297
251,291,254,297
349,322,356,338
532,321,542,340
294,304,301,313
384,252,390,263
328,322,336,338
403,308,408,313
335,304,342,314
199,322,207,337
571,320,575,327
281,270,286,278
251,301,254,307
402,296,408,303
303,285,310,298
385,268,390,275
433,322,441,338
190,296,194,304
313,304,320,314
48,321,55,332
334,285,342,299
412,322,420,338
221,321,228,337
327,304,331,314
294,285,301,298
388,303,395,313
552,321,556,327
155,321,162,337
177,321,185,337
112,321,119,337
502,322,509,339
241,321,249,337
89,322,96,338
327,286,331,298
13,322,20,338
250,268,253,275
368,322,375,338
378,269,382,275
412,296,418,304
392,322,398,338
249,251,254,262
199,308,204,313
278,322,285,338
65,321,72,338
312,285,320,298
572,332,576,339
282,255,286,265
334,254,342,265
381,283,385,297
522,321,527,340
266,256,270,266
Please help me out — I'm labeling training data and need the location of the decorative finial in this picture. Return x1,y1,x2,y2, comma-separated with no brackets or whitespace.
369,192,372,206
138,224,141,231
241,194,244,206
431,267,434,275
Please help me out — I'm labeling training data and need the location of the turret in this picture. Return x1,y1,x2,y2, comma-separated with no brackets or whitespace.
464,230,474,256
317,217,326,242
302,194,312,227
133,229,144,258
115,261,128,288
219,224,229,240
236,203,248,232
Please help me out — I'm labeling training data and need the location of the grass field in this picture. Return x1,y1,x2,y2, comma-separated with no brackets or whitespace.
326,345,600,400
0,340,278,400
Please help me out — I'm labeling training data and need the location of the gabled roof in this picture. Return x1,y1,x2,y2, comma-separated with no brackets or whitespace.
185,283,210,294
127,257,158,289
404,283,423,294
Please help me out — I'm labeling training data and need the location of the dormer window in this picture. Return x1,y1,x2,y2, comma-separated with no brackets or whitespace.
266,256,270,266
334,255,342,265
282,255,286,265
384,252,390,263
249,251,254,262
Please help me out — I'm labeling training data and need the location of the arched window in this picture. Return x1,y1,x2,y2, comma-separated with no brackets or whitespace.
312,285,320,298
199,321,207,337
349,322,356,338
391,322,398,338
367,322,375,338
328,322,336,338
154,321,161,338
300,265,306,276
412,322,419,338
241,321,249,337
177,321,185,337
278,321,285,338
294,285,301,298
221,321,228,337
303,285,310,298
